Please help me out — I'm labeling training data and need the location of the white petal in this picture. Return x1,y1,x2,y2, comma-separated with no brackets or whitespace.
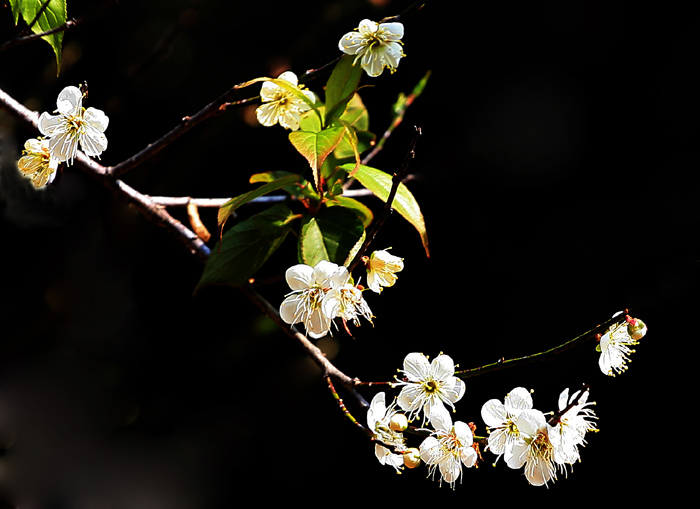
402,352,430,381
84,107,109,132
285,264,315,290
56,86,82,115
431,354,456,380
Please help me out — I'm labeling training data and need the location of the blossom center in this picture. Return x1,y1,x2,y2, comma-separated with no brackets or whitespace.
421,379,441,394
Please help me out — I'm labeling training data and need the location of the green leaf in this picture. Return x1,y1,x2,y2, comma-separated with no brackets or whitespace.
338,163,430,257
288,126,345,190
196,203,296,292
217,173,301,229
299,206,365,267
13,0,67,74
327,195,374,229
324,54,364,124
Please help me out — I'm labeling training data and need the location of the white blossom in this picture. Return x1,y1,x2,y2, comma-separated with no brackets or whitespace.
322,283,373,329
364,249,403,294
255,71,315,131
279,260,349,338
38,86,109,165
480,387,533,461
16,138,59,188
599,322,637,376
367,392,407,473
419,405,477,488
549,388,597,469
338,19,405,77
505,409,557,486
395,352,465,424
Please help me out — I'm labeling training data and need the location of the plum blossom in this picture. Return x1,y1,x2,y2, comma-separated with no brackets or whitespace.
598,314,647,376
16,138,59,188
395,352,465,424
338,19,405,77
39,85,109,165
419,405,477,488
255,71,315,131
367,392,407,473
279,260,349,338
549,388,597,469
364,249,404,294
481,387,533,462
505,409,557,486
322,282,373,330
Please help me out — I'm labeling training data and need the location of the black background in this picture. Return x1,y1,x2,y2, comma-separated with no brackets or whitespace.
0,0,696,506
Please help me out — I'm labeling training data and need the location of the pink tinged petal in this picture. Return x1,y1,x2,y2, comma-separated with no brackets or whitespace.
56,86,82,115
402,352,431,381
517,409,547,437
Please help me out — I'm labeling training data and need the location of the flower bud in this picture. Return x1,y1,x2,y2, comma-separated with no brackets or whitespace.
627,318,647,340
389,413,408,432
403,448,421,469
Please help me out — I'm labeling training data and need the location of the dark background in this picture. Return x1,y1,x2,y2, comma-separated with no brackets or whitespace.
0,0,696,506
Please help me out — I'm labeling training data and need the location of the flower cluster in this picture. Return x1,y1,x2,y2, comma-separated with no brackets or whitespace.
339,19,405,77
481,386,597,486
597,312,648,376
366,352,476,488
16,85,109,188
364,352,600,489
279,251,403,338
255,71,316,131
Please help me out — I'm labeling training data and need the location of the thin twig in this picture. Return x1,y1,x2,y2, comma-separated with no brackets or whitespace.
456,312,628,379
347,126,422,273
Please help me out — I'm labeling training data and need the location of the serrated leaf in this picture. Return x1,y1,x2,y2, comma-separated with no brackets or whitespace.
14,0,67,74
338,163,429,257
196,204,296,292
299,207,365,267
217,173,300,229
289,126,345,190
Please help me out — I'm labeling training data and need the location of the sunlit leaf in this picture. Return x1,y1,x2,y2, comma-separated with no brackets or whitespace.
11,0,67,73
299,206,365,267
289,126,345,190
217,173,300,229
338,163,429,257
196,204,296,292
324,54,364,125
